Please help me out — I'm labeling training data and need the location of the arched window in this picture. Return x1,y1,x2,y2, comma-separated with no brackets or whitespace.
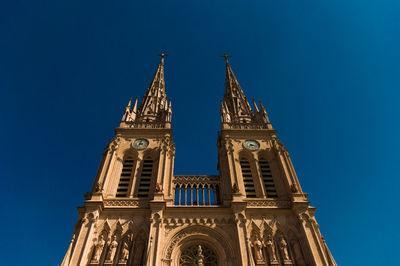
137,157,153,198
179,244,218,266
116,156,134,198
240,158,256,198
259,158,278,198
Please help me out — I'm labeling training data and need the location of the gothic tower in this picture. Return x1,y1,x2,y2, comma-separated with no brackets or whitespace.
61,55,336,266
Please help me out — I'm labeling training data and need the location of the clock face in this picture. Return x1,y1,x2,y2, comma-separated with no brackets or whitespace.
243,140,260,151
133,139,149,150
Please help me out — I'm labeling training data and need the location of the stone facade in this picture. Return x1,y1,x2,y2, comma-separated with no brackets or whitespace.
61,55,336,266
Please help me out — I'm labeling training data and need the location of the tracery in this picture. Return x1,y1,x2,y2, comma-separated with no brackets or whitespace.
179,244,218,266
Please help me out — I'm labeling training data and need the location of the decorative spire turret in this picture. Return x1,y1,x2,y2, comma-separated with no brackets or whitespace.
222,55,253,124
120,54,172,128
220,55,272,129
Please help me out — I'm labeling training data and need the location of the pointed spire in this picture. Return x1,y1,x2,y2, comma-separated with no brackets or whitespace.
119,54,171,128
220,55,272,129
136,53,171,123
220,100,226,122
222,55,253,124
132,96,138,113
121,98,133,122
259,101,271,125
252,98,259,112
131,96,138,121
167,99,172,122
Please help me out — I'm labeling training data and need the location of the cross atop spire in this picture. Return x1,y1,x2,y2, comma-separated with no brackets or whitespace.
221,53,231,62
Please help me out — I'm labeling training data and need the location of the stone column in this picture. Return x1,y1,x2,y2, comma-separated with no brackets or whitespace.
232,205,252,266
296,211,330,266
69,212,98,266
147,199,165,266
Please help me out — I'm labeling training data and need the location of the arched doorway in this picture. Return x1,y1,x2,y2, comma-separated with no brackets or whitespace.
162,226,239,266
179,243,218,266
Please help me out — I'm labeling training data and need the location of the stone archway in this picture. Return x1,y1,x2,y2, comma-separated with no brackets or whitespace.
162,226,238,266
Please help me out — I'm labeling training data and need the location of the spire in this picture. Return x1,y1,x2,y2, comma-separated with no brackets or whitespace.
131,96,138,121
119,54,172,128
135,53,171,124
220,55,272,129
121,98,133,122
252,98,259,112
259,101,271,125
222,55,253,124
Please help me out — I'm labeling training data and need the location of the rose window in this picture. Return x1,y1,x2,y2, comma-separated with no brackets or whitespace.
179,244,218,266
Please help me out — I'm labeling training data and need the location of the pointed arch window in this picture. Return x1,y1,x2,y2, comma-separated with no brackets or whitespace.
137,157,153,198
240,158,256,198
116,156,134,198
259,158,277,198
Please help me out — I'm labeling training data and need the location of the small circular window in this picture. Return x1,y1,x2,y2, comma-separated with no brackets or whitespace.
179,244,218,266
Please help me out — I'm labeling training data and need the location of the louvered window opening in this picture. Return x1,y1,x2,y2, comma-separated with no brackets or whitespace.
137,158,153,198
259,159,278,198
116,157,134,197
240,159,256,198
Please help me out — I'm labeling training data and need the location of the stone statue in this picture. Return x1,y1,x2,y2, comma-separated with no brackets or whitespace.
95,182,103,192
253,239,264,261
92,235,105,262
265,235,277,261
120,240,130,262
196,245,204,266
105,235,118,262
232,183,240,193
279,236,290,261
155,182,163,192
226,112,231,123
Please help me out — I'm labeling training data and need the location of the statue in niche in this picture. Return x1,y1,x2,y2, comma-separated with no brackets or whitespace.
250,238,264,263
120,240,130,262
265,235,277,262
291,239,305,264
92,235,105,262
105,235,118,262
278,235,290,261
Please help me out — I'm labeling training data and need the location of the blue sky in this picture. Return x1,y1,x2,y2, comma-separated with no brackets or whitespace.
1,1,399,264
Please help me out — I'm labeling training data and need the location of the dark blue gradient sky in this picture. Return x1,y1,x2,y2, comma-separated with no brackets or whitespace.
1,1,399,264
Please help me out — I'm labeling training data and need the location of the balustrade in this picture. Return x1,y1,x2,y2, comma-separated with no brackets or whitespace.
173,175,220,206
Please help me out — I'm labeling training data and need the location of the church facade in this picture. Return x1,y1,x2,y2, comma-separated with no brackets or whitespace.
61,55,336,266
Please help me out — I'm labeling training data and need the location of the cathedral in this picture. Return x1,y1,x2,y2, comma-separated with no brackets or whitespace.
61,55,336,266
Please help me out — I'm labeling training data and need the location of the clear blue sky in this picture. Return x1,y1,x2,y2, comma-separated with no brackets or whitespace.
1,1,399,265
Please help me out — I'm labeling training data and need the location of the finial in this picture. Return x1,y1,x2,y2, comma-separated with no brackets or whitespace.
221,53,231,62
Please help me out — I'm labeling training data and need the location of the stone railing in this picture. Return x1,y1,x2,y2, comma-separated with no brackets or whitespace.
103,199,148,208
223,122,269,130
128,121,166,129
244,199,291,208
173,175,220,206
